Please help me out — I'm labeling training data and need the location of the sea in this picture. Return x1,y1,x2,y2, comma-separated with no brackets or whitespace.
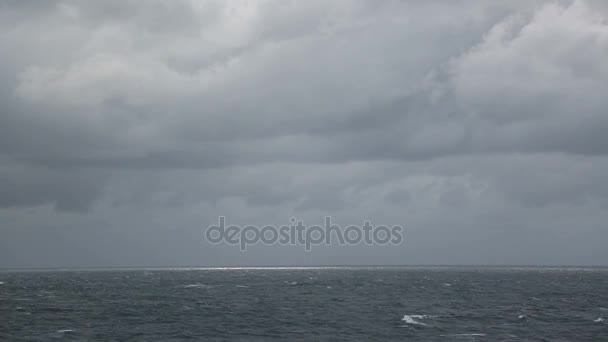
0,266,607,341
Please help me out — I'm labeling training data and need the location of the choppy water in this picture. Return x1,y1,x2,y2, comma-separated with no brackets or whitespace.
1,267,607,341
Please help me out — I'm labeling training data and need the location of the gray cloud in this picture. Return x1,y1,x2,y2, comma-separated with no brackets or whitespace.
1,0,607,267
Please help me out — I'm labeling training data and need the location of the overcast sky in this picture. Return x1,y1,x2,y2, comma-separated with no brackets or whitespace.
1,0,608,268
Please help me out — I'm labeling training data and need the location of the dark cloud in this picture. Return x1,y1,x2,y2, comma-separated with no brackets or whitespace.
0,163,107,211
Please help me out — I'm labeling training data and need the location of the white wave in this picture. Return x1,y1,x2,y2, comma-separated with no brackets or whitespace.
235,285,248,288
443,283,452,287
600,307,608,311
594,317,604,323
57,329,75,333
401,315,429,326
518,314,526,319
182,284,212,289
410,315,436,319
441,333,486,337
0,281,4,285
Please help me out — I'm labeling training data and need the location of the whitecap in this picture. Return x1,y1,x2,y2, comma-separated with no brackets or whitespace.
440,333,486,337
401,315,428,326
410,315,436,319
57,329,75,333
0,281,4,285
183,284,212,289
518,314,526,319
443,283,452,287
594,317,604,323
235,285,248,288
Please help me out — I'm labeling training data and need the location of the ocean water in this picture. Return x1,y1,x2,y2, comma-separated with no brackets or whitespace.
1,267,607,341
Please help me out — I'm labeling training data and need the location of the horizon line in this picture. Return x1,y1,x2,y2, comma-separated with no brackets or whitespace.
2,263,608,273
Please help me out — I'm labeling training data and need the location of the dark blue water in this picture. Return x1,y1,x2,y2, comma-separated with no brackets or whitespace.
1,267,607,341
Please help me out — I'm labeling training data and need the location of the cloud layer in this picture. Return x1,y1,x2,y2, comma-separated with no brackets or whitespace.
1,0,608,267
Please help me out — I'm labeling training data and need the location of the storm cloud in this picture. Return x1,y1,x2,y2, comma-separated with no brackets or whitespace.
1,0,608,268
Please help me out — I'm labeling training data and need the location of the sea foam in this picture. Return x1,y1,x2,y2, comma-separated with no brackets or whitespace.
401,315,432,326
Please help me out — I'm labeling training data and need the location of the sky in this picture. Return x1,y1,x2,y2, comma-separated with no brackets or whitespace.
1,0,608,268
